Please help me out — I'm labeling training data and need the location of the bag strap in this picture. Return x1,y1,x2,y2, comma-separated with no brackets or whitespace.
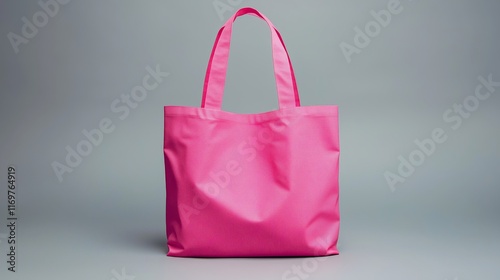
201,7,300,110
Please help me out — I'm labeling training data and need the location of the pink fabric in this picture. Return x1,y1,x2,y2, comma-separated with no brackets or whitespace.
164,7,340,257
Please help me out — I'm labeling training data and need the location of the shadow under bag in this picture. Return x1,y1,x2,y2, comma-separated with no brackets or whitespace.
163,7,340,257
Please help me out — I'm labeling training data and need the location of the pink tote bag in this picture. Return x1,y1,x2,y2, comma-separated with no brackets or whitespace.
163,7,340,257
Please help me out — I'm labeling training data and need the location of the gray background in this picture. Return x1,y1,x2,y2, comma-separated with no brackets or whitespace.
0,0,499,279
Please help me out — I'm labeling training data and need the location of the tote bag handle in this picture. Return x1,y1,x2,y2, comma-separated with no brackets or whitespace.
201,7,300,110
